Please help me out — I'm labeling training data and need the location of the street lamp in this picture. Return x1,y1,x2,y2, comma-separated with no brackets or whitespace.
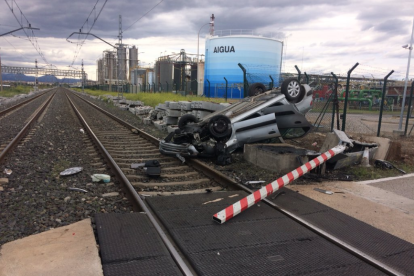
197,22,213,63
398,18,414,131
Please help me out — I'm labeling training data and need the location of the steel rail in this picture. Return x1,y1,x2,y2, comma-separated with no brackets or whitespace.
65,92,195,276
0,91,55,164
68,89,403,276
0,89,51,117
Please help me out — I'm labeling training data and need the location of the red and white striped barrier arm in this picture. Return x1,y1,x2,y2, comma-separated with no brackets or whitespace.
213,145,346,224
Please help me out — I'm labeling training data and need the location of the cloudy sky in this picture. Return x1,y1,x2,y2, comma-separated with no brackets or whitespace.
0,0,413,81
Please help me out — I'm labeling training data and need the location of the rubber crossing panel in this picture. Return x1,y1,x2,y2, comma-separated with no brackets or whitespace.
272,187,414,275
147,191,386,275
95,213,182,276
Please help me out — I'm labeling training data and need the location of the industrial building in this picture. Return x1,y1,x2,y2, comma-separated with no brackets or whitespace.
96,46,142,88
154,49,199,94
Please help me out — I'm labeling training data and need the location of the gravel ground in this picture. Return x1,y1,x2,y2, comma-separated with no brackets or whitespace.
0,92,51,145
0,89,132,245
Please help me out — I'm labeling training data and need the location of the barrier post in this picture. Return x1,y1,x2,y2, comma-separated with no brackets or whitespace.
213,145,346,224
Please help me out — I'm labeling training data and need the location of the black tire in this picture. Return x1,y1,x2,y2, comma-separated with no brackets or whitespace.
248,83,266,97
208,115,231,139
281,78,306,103
178,114,198,130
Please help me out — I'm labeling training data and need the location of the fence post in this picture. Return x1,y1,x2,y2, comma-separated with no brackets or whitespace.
166,81,169,92
238,63,248,98
153,82,156,92
269,75,274,89
206,79,211,98
224,77,228,102
304,72,309,84
331,72,340,130
377,70,394,137
295,65,301,82
342,63,359,131
404,81,414,136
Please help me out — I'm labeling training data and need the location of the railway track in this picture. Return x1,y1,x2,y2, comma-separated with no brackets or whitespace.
1,87,412,275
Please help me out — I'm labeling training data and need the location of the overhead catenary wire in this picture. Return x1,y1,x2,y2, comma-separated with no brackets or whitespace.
3,0,48,65
68,0,108,67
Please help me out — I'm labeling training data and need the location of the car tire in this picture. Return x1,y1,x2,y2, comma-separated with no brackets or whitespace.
178,114,198,130
249,83,266,97
208,115,231,139
281,78,305,103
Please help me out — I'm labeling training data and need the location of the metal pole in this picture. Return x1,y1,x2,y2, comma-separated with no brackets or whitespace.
295,65,301,82
206,79,210,98
224,77,228,102
82,59,84,93
304,72,309,84
404,81,414,136
331,72,340,130
378,70,394,137
165,81,168,92
0,51,2,92
342,63,359,131
269,75,274,90
399,17,414,130
238,63,247,98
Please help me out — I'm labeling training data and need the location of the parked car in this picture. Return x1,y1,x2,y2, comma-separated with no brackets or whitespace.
159,78,314,165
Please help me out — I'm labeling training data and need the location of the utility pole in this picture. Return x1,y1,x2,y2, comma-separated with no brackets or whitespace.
0,50,3,92
82,59,85,93
35,59,38,91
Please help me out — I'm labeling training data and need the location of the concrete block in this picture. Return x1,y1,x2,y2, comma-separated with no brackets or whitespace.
168,102,180,110
319,132,340,153
364,136,391,160
153,120,167,131
191,101,226,112
155,103,167,110
166,109,181,117
196,110,212,120
178,101,192,111
244,144,310,175
157,111,166,120
143,118,152,125
163,116,178,125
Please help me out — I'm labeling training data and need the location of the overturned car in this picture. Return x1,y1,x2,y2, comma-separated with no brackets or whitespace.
159,78,314,164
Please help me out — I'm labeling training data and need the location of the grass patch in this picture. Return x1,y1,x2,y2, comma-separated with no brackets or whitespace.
0,85,35,97
74,88,228,107
342,161,413,181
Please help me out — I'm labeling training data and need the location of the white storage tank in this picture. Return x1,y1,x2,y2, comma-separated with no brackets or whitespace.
204,32,283,98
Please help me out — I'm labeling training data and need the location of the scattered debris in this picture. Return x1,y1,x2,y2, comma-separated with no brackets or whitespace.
102,192,119,197
3,169,12,175
313,188,334,195
374,159,406,174
68,187,88,193
80,128,85,134
312,142,318,147
91,174,111,183
60,167,83,176
131,160,161,176
203,198,224,205
0,178,9,185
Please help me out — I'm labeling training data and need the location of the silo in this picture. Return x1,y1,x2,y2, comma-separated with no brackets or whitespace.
117,46,127,81
204,33,283,98
129,46,138,81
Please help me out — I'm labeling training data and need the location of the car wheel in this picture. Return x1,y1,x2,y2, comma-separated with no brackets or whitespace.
178,114,198,130
208,115,231,139
281,78,305,103
249,83,266,97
